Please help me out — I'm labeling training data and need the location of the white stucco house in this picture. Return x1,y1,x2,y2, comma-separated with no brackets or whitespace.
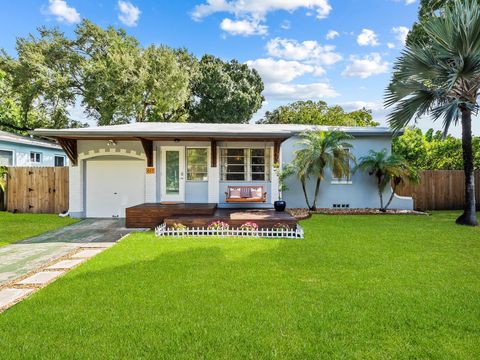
33,123,412,225
0,130,68,167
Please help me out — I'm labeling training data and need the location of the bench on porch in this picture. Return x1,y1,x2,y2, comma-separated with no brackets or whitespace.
225,186,267,203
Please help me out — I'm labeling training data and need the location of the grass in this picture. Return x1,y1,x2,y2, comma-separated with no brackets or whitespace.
0,212,79,247
0,211,479,359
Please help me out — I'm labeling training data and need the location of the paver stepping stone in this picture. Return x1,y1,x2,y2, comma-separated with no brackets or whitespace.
17,271,64,285
46,259,85,270
80,242,116,249
71,249,105,258
0,288,33,308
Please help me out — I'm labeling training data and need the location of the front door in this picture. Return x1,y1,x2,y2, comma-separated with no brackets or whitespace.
161,146,185,202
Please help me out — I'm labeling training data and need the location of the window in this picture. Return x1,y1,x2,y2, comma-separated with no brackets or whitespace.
332,149,351,183
30,152,42,164
0,150,13,166
54,155,66,167
186,148,208,181
220,148,270,181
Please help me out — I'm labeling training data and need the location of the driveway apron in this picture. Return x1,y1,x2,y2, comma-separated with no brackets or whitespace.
0,219,133,286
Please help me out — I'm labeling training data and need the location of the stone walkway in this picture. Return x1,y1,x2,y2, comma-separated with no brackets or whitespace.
0,219,135,312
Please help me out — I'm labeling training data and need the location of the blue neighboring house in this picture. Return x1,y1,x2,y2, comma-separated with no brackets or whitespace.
0,130,68,167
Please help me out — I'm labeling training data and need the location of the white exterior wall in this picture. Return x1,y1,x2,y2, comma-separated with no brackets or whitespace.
281,135,413,210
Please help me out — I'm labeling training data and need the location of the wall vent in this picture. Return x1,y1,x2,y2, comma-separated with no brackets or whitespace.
333,204,350,208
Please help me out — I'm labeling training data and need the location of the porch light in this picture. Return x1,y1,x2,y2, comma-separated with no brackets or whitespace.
107,140,117,147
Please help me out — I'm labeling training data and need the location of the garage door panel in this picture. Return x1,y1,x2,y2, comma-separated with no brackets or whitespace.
86,160,145,218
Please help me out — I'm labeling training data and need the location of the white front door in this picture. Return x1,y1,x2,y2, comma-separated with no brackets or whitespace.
161,146,185,202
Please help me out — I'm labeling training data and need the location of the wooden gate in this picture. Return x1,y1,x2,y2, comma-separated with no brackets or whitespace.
396,170,480,211
6,167,69,214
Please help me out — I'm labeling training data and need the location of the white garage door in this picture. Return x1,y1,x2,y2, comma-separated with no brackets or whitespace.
86,159,145,218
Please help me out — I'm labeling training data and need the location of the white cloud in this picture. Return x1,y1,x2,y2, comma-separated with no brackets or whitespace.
404,0,416,4
117,1,141,27
220,18,267,36
44,0,80,24
392,26,409,45
191,0,332,20
266,37,342,65
357,28,379,47
191,0,332,36
341,100,384,112
325,30,339,40
246,58,316,83
387,42,395,49
264,82,339,100
342,53,389,78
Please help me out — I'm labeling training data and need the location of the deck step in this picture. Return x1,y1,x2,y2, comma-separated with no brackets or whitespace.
125,203,217,228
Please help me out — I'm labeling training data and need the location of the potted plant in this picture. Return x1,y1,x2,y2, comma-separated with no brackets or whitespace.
273,163,293,212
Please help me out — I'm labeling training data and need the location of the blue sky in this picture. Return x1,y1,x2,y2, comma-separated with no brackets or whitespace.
0,0,478,136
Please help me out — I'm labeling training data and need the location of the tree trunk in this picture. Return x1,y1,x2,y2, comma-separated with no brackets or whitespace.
300,178,312,210
377,176,385,211
456,109,478,226
311,177,321,211
384,182,398,211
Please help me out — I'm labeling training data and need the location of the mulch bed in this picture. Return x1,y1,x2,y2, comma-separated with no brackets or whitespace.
287,208,427,219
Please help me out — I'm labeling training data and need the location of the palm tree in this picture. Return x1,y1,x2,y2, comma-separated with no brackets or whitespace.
355,149,418,211
293,130,355,210
385,0,479,226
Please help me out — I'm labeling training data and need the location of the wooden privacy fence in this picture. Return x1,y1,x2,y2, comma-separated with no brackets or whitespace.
6,167,69,214
396,170,480,211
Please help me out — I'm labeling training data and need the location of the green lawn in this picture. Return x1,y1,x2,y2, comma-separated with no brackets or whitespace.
0,212,79,247
0,212,479,359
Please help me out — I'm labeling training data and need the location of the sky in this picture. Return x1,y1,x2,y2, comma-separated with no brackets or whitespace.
0,0,478,137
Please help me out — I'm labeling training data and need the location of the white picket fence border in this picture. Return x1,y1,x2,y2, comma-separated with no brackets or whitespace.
155,223,304,239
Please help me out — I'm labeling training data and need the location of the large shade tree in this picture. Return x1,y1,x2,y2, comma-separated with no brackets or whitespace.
292,131,355,211
258,100,379,127
385,0,480,226
189,55,264,124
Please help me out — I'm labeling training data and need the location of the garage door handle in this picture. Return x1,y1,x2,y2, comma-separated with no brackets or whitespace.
113,192,118,195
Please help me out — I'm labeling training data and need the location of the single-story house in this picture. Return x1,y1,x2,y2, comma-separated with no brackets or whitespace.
33,123,413,223
0,130,68,167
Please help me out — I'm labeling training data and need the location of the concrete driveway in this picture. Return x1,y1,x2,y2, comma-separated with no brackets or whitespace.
0,219,134,286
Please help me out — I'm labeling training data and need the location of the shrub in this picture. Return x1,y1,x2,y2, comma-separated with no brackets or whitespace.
272,223,290,231
239,222,259,231
207,221,230,230
171,223,187,230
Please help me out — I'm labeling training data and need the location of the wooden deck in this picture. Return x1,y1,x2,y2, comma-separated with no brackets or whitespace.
164,208,297,229
125,203,217,228
125,203,297,229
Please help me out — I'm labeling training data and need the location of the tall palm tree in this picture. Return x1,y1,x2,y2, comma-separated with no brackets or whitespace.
355,149,419,211
385,0,479,226
293,130,355,210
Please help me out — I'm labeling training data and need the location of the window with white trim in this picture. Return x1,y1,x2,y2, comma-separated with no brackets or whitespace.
220,148,270,181
332,148,351,183
186,148,208,181
30,152,42,164
0,150,13,166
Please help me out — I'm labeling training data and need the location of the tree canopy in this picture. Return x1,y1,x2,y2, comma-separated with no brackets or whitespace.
189,55,264,124
393,128,480,170
0,20,264,132
406,0,480,45
257,100,380,127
